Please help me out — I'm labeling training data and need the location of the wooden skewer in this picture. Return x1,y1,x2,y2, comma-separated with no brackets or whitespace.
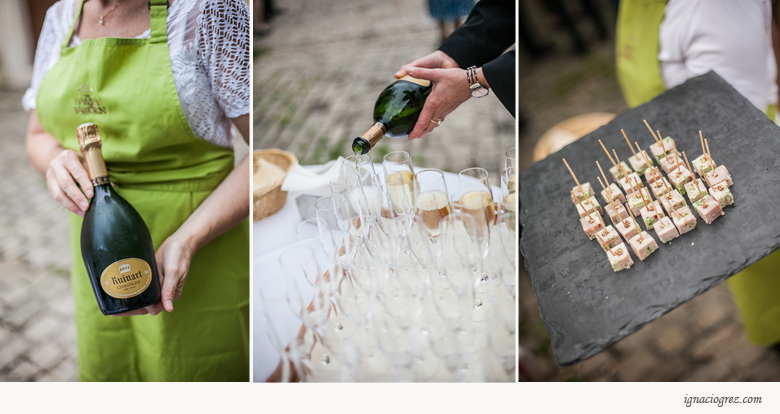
699,130,707,161
627,203,644,242
705,138,717,176
634,176,651,211
573,191,594,223
672,142,682,176
622,129,638,158
656,130,666,153
661,171,674,199
597,176,619,222
597,232,614,254
596,160,612,190
613,149,630,184
682,151,695,182
563,158,588,202
599,139,617,167
643,119,662,147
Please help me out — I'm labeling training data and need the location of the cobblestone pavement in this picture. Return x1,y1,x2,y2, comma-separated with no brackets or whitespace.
517,2,780,381
253,0,516,183
0,90,78,381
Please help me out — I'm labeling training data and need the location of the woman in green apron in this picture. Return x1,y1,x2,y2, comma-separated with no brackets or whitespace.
24,0,249,381
616,0,780,349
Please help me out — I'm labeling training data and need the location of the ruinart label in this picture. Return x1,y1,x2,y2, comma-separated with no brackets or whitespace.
399,75,431,87
100,258,152,299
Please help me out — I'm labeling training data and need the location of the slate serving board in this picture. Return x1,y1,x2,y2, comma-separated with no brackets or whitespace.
519,72,780,366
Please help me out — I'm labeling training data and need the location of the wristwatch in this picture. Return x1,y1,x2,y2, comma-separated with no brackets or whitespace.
466,66,489,98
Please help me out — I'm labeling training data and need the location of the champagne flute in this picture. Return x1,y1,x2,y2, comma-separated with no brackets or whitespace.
403,189,451,241
382,151,415,215
458,167,496,247
342,154,377,182
505,146,517,171
500,167,518,232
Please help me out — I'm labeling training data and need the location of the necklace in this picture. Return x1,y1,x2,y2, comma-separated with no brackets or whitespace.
97,0,125,25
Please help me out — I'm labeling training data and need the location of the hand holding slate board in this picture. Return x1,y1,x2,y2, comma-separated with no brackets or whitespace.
519,72,780,367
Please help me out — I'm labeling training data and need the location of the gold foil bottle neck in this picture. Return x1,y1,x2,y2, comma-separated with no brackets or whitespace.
76,123,109,184
399,75,431,87
77,123,102,152
360,122,387,149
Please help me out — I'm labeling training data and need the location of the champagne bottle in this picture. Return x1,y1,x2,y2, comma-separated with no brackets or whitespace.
351,75,432,155
77,123,161,315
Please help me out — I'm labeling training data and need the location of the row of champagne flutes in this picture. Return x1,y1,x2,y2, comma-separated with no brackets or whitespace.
261,149,518,381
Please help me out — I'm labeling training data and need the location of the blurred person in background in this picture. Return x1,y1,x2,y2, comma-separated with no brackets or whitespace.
23,0,250,381
616,0,780,355
427,0,474,44
396,0,515,141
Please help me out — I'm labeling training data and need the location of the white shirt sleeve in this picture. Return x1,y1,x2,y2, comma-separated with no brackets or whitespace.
22,0,73,111
659,0,776,113
196,0,250,119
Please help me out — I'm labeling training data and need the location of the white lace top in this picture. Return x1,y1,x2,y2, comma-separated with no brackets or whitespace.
23,0,250,148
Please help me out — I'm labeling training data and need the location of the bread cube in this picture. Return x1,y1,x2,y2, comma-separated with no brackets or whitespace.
605,202,629,225
709,184,734,208
669,167,694,194
654,216,679,243
607,242,634,272
692,154,715,177
596,225,622,251
571,182,593,203
580,212,605,240
672,206,697,234
693,195,724,224
659,190,686,214
705,165,732,188
684,179,707,203
640,200,663,230
650,136,675,161
600,183,626,204
628,151,653,175
616,217,640,240
609,161,633,182
628,232,659,261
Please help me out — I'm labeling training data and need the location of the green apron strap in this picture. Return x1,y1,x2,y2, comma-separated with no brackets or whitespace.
62,0,86,49
615,0,669,108
149,0,168,44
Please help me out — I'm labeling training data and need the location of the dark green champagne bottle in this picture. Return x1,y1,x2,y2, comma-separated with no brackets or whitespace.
351,75,432,155
77,123,161,316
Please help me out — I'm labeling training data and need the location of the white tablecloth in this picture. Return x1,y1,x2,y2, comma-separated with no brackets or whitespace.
252,164,500,381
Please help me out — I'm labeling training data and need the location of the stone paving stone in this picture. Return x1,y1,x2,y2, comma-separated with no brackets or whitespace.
253,0,515,182
6,360,42,382
0,336,30,369
653,324,690,357
23,314,64,343
28,342,65,370
682,358,734,382
37,358,78,382
615,350,662,381
690,324,741,362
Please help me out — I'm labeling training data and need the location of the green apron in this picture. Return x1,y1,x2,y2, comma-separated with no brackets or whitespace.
35,0,249,380
617,0,780,346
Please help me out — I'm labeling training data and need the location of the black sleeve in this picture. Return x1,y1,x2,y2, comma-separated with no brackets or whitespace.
438,0,516,117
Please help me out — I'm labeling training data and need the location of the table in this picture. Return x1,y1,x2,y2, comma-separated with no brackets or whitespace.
253,164,501,381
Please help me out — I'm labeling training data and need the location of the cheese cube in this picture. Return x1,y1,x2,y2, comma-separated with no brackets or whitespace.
628,232,659,261
609,161,633,182
650,136,675,161
580,212,605,240
709,184,734,208
616,217,640,240
600,183,626,204
605,202,629,225
692,154,715,177
669,167,694,194
628,151,653,175
705,165,732,188
654,216,679,243
684,179,707,203
672,206,697,234
607,242,634,272
693,195,724,224
596,225,622,251
571,182,593,203
640,200,663,230
659,190,686,214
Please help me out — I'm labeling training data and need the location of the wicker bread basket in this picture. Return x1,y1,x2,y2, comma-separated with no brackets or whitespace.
253,149,298,221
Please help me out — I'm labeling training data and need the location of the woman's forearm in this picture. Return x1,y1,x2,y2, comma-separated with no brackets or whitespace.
26,110,67,175
173,153,250,254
